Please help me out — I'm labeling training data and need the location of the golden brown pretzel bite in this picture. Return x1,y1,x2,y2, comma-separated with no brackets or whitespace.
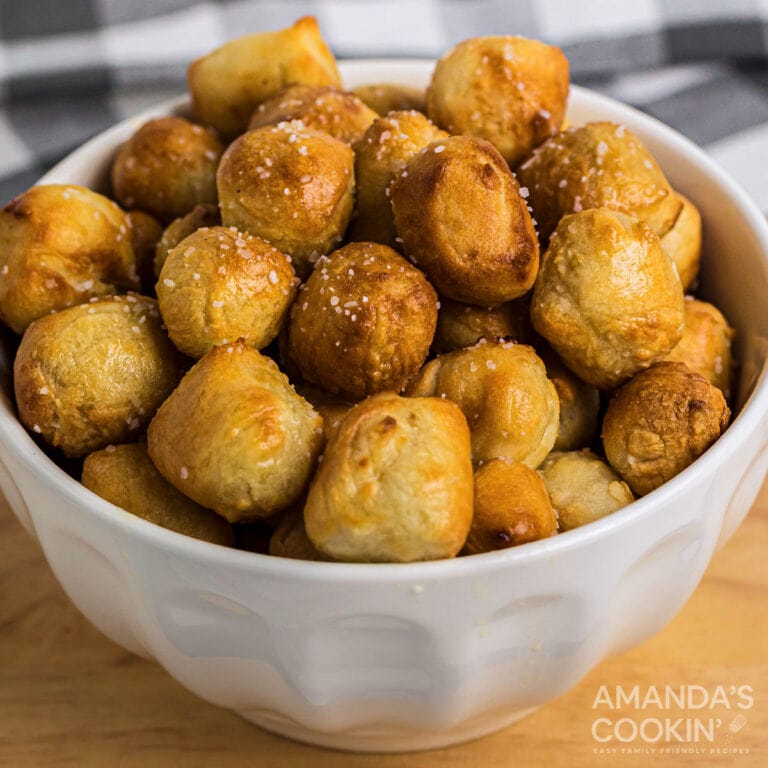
111,117,223,223
602,362,730,496
83,443,234,546
463,459,557,554
249,84,377,145
156,226,297,358
189,16,341,139
287,242,438,400
349,110,448,249
406,340,559,468
217,121,355,279
14,295,185,457
516,122,681,242
304,392,473,562
147,342,323,522
531,208,685,390
538,450,634,530
391,135,539,305
0,184,139,333
428,35,569,166
663,298,734,399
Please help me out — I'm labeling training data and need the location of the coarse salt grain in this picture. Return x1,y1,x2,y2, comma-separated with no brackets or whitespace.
163,278,175,288
180,466,189,479
268,270,279,284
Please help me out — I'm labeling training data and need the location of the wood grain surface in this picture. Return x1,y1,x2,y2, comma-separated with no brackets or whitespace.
1,480,766,767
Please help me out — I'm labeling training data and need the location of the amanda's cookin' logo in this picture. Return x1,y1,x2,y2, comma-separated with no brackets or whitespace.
591,684,754,757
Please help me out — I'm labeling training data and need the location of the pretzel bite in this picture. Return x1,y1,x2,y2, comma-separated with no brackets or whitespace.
147,342,323,522
531,208,685,390
463,459,556,554
126,210,163,294
539,345,600,451
391,135,539,305
248,84,377,145
538,450,634,531
432,297,533,354
14,295,185,457
0,184,139,333
82,443,233,546
287,242,438,400
189,17,340,139
111,117,224,222
602,362,730,496
517,122,681,242
270,507,330,561
304,392,473,562
427,35,569,166
352,83,427,115
406,340,559,467
349,110,448,249
660,193,702,291
663,298,734,398
154,203,220,277
156,226,297,358
217,122,355,278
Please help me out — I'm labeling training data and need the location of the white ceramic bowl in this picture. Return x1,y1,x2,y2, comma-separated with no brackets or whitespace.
2,61,768,753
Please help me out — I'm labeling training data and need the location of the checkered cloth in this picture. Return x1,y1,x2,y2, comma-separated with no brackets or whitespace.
1,0,768,212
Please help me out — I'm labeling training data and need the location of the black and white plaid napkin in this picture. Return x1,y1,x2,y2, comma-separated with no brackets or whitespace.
1,0,767,211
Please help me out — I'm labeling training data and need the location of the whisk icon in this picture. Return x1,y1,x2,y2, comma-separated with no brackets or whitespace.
729,714,747,733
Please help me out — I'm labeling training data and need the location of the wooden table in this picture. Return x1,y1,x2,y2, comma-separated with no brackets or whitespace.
1,480,766,767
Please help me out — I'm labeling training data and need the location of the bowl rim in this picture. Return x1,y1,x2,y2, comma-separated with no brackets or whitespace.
3,59,768,582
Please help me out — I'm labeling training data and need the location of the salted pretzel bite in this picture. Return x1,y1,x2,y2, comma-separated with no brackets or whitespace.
287,242,438,400
217,121,354,279
517,121,681,242
427,35,569,166
391,135,539,305
248,84,377,145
